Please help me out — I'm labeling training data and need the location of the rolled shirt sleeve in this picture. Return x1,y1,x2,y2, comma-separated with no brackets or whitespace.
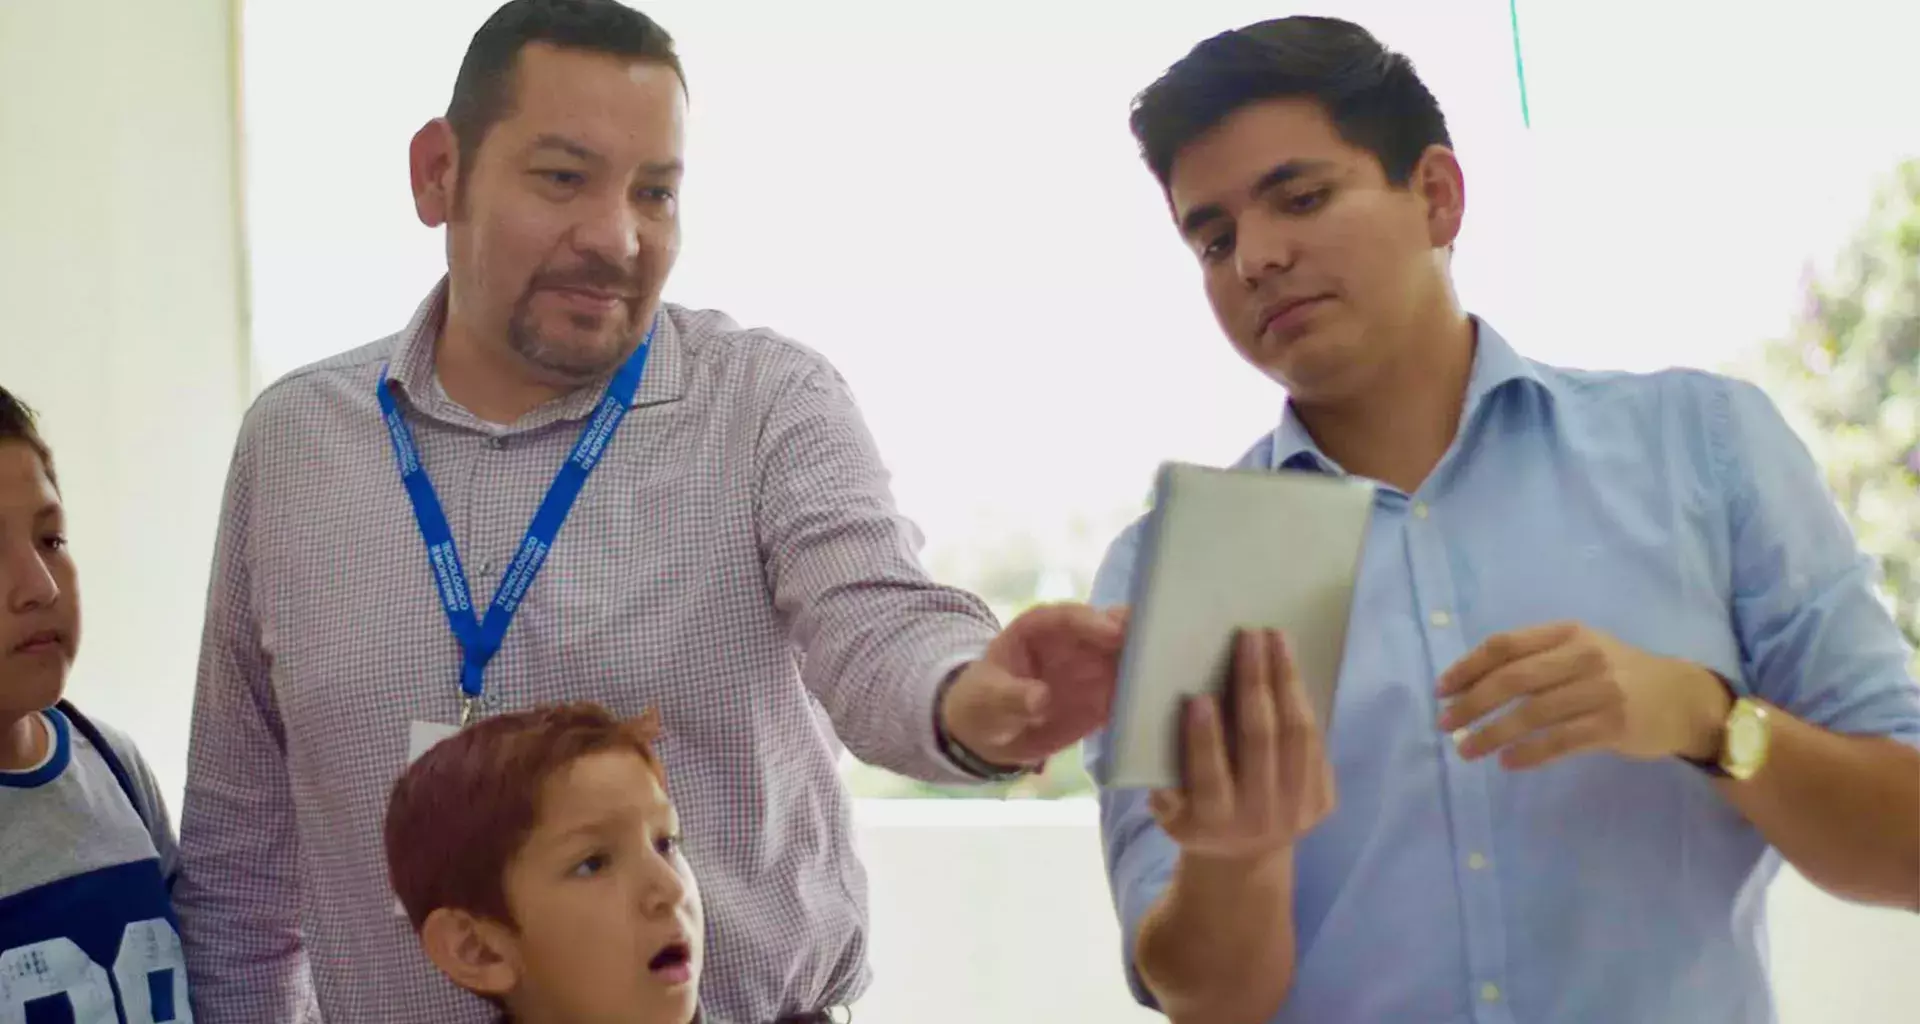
1710,376,1920,745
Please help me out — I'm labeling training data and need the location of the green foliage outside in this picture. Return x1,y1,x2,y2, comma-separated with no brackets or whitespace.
844,159,1920,800
1731,159,1920,679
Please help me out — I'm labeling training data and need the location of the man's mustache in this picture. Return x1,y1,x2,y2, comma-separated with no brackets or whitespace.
530,255,641,297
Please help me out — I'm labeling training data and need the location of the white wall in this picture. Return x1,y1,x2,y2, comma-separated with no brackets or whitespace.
854,801,1920,1024
239,0,1539,563
0,0,248,803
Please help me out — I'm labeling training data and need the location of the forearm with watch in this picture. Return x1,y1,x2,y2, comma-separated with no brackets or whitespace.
933,663,1039,781
1135,850,1300,1024
1681,669,1920,911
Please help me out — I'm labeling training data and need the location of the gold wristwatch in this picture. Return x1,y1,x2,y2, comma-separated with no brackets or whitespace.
1710,696,1773,781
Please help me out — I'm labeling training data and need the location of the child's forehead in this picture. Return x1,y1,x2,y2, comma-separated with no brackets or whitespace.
530,747,673,829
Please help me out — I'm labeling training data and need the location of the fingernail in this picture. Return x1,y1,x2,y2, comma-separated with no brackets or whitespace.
1451,727,1470,748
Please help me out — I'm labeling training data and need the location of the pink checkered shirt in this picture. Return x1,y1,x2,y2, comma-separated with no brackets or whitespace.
173,281,998,1023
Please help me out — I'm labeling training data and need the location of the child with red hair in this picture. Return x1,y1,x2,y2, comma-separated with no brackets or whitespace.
385,702,703,1024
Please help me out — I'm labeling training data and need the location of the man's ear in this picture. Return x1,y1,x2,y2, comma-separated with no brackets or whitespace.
409,118,461,228
419,906,521,1001
1411,143,1466,251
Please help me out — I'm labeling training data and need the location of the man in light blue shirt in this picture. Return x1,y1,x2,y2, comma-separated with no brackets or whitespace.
1085,15,1920,1024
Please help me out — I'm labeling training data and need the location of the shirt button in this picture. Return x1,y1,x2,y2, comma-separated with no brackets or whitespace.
1481,982,1502,1003
484,435,506,450
1430,610,1452,628
1412,501,1430,519
1467,852,1489,870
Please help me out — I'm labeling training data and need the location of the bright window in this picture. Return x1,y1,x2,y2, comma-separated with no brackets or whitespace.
242,0,1918,803
242,0,1535,798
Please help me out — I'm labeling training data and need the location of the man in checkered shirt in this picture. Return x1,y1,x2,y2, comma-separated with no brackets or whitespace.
169,3,1125,1022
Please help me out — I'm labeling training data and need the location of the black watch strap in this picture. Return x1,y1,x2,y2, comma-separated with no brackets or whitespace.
1680,753,1729,777
939,729,1032,781
933,663,1036,782
1679,672,1738,776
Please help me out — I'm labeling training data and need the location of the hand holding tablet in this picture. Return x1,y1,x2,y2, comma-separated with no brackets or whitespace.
1144,627,1340,861
1096,462,1374,791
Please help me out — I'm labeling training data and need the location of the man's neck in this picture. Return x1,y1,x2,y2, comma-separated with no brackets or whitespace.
1293,311,1477,495
434,317,581,426
0,710,48,771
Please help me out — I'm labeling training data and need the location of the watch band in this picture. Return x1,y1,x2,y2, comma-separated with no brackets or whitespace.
933,663,1037,782
1679,671,1740,776
939,727,1034,781
1680,753,1730,777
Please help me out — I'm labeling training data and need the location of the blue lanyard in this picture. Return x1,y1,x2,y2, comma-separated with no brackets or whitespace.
376,320,656,725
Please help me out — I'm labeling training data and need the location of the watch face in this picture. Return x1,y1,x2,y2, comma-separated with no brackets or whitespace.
1727,717,1760,763
1725,706,1769,770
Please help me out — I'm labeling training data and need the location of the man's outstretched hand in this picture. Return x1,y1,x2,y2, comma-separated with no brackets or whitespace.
938,603,1128,769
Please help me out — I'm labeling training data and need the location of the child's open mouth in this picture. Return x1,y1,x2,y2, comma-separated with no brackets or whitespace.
648,939,693,986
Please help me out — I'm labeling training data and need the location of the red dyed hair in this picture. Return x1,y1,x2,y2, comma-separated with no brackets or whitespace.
384,701,670,931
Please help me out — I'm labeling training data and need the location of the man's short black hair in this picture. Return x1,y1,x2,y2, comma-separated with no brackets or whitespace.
1130,16,1451,190
0,385,56,488
447,0,685,176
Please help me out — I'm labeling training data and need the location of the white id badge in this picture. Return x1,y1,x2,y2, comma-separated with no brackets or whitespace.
395,720,462,916
407,720,460,764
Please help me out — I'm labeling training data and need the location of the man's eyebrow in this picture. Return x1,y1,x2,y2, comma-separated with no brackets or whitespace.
526,136,681,180
1177,159,1337,237
529,134,600,162
1178,201,1228,239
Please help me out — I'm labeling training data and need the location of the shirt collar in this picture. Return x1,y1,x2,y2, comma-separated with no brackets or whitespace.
1269,316,1547,473
384,277,686,430
0,708,69,788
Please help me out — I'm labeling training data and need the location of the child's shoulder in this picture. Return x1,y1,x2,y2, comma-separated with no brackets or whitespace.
0,706,188,1012
62,703,178,849
0,705,177,936
61,702,150,764
0,705,158,834
57,703,159,801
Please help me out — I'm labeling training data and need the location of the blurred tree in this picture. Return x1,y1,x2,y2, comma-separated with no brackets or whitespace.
1733,158,1920,677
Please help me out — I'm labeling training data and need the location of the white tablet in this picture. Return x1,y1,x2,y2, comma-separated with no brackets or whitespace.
1096,461,1375,791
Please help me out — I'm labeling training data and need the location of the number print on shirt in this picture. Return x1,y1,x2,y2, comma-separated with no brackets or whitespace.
0,938,115,1023
0,918,191,1024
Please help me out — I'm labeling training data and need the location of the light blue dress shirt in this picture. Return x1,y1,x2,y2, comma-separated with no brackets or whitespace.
1085,320,1920,1024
